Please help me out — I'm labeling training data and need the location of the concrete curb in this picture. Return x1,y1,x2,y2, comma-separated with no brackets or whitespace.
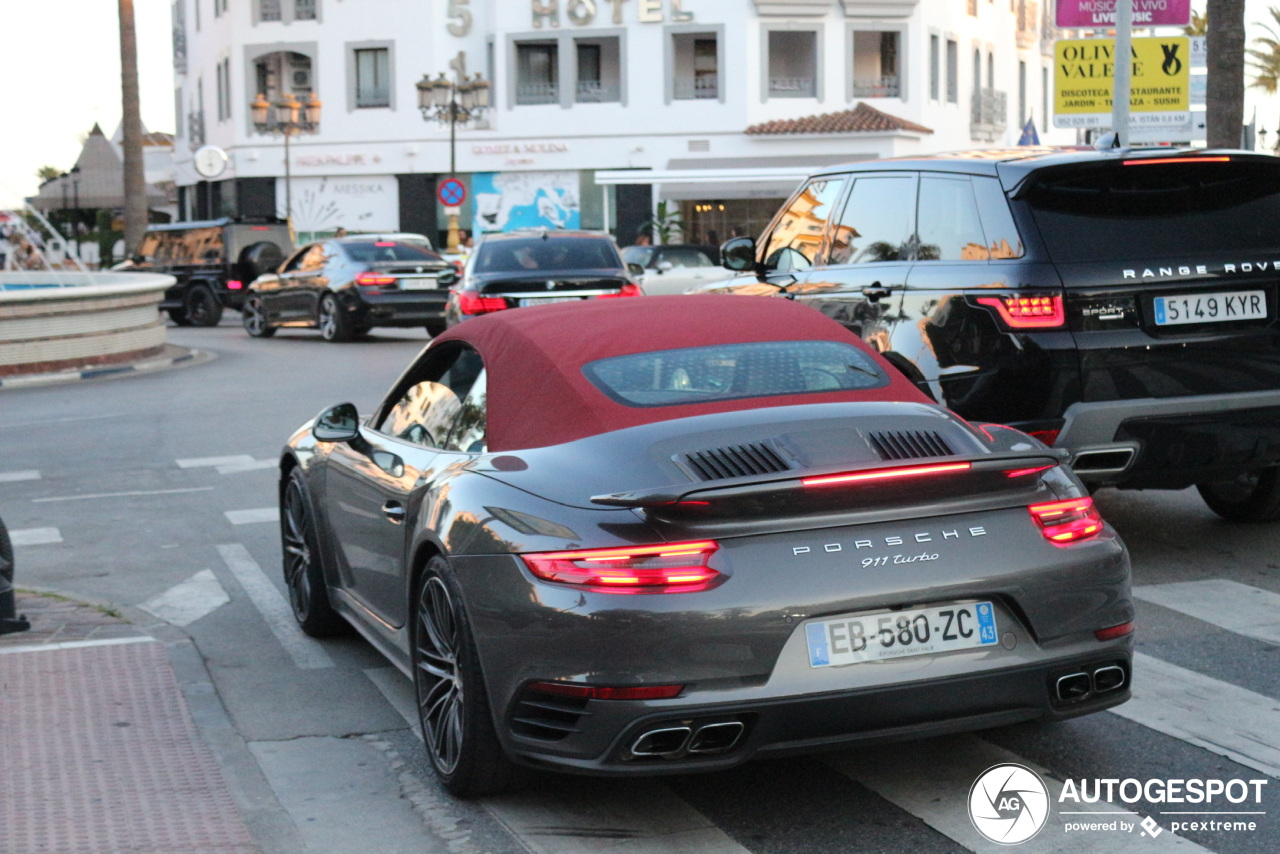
0,344,213,390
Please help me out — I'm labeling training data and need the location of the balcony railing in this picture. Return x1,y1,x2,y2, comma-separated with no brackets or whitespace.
674,76,719,100
853,74,900,98
516,81,559,105
971,88,1008,142
575,80,620,103
769,76,816,97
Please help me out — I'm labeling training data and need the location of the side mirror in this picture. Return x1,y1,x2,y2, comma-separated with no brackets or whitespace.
657,260,674,272
721,236,757,272
436,269,459,287
626,262,645,277
313,402,360,443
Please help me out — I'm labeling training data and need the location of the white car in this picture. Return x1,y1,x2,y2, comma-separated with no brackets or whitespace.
622,244,737,295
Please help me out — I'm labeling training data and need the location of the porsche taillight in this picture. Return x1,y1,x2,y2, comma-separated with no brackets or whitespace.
521,540,721,593
1028,497,1103,545
527,681,684,700
976,295,1065,329
455,290,508,315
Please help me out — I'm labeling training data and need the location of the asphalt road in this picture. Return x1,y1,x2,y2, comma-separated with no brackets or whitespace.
2,317,1277,854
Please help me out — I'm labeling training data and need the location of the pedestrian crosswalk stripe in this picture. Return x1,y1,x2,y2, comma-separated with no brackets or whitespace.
225,507,279,525
9,527,62,546
138,569,230,627
826,734,1210,852
0,470,40,483
216,459,277,475
177,455,255,469
216,543,333,670
1135,579,1280,647
1114,652,1280,779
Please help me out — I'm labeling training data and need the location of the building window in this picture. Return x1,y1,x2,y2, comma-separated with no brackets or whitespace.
355,48,390,107
216,57,231,121
852,30,899,98
930,35,939,101
260,0,281,22
768,30,817,98
672,32,719,100
254,50,313,104
575,37,621,103
946,39,958,104
1018,60,1027,124
257,0,318,23
516,42,558,105
296,0,317,20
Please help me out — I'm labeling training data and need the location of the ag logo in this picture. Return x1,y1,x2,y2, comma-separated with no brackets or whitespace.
969,763,1050,845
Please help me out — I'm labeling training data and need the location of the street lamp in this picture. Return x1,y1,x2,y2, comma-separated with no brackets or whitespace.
416,68,490,251
250,90,322,234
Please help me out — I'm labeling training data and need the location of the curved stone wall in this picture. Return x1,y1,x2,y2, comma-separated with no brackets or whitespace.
0,272,174,377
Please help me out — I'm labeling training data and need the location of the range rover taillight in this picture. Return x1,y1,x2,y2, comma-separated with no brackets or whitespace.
977,295,1065,329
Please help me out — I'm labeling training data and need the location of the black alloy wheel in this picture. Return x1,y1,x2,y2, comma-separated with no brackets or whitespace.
1197,467,1280,522
414,556,521,797
185,285,224,327
281,468,346,636
242,296,276,338
318,293,353,342
168,308,193,326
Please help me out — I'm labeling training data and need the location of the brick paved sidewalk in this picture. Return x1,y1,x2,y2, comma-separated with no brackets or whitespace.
0,591,261,853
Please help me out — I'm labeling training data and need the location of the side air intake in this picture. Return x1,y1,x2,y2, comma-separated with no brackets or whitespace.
681,442,792,481
867,430,954,461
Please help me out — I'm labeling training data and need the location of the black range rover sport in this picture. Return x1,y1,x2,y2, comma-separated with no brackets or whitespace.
706,147,1280,521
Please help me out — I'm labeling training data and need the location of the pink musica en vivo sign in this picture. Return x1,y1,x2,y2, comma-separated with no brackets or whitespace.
1057,0,1191,28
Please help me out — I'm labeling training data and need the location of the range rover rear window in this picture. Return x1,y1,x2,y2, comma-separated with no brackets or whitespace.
1024,160,1280,262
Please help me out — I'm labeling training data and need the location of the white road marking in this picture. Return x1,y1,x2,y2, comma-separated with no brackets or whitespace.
216,459,278,475
215,543,333,670
1135,579,1280,646
826,734,1208,852
9,527,62,546
32,487,215,503
224,507,280,525
138,569,231,627
1114,652,1280,779
0,636,155,655
176,455,255,469
0,470,40,483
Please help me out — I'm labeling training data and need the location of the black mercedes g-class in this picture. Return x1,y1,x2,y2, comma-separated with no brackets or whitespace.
132,218,292,326
708,147,1280,521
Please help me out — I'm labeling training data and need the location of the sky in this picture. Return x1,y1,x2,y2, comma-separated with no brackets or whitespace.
2,0,1279,209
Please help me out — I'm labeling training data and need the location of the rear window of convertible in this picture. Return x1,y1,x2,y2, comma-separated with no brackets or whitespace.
582,340,889,407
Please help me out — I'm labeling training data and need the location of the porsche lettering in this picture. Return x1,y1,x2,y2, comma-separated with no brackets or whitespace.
793,527,987,556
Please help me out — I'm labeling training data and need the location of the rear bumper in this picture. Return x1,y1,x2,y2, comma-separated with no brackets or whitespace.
353,291,449,326
503,649,1132,776
1054,390,1280,487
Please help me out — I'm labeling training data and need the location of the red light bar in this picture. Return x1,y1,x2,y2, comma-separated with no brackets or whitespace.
1094,621,1134,641
521,540,721,594
528,681,684,700
1028,497,1104,544
375,241,396,246
1027,429,1061,447
355,273,396,286
803,462,971,487
976,295,1065,329
226,279,243,290
250,226,270,231
1122,156,1230,166
596,283,644,299
1005,464,1055,478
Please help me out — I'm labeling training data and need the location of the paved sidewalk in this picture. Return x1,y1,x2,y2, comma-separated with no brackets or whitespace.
0,592,261,853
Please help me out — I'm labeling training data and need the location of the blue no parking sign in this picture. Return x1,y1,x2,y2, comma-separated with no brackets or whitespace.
438,178,467,207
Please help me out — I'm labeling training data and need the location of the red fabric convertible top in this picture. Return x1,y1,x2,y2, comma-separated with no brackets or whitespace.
431,294,930,451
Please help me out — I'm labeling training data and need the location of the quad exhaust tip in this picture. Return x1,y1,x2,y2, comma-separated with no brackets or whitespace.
1055,663,1128,703
628,720,746,760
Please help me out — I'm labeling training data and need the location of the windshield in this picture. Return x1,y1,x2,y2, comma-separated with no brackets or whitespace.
476,237,622,273
583,340,888,407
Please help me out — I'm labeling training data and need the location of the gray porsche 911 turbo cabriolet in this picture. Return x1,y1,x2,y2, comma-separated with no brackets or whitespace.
278,294,1133,797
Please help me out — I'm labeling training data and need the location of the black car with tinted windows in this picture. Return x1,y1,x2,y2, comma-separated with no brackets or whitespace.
443,230,640,326
705,147,1280,521
131,218,293,327
243,235,456,341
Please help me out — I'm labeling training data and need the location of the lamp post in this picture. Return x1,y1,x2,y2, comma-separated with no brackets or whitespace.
250,90,322,235
416,67,490,251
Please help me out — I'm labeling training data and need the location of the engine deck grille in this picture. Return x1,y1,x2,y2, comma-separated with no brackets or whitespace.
867,430,954,461
681,442,791,481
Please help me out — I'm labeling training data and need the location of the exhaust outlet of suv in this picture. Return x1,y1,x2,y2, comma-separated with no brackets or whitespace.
1071,447,1136,474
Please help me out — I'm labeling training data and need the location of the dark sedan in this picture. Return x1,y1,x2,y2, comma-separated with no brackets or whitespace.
243,236,456,341
278,295,1133,797
443,230,640,326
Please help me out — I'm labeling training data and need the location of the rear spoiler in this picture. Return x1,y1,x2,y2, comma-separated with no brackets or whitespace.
590,450,1068,508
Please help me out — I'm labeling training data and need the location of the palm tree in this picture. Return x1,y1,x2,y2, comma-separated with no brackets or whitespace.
1248,7,1280,96
1206,0,1247,148
1185,10,1208,36
119,0,147,254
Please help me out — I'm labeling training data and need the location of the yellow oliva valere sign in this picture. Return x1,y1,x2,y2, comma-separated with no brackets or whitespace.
1054,36,1190,129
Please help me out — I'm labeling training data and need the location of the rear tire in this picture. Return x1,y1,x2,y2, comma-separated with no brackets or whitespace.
413,555,522,797
1196,467,1280,522
168,308,192,326
318,294,353,342
242,296,277,338
185,285,224,327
